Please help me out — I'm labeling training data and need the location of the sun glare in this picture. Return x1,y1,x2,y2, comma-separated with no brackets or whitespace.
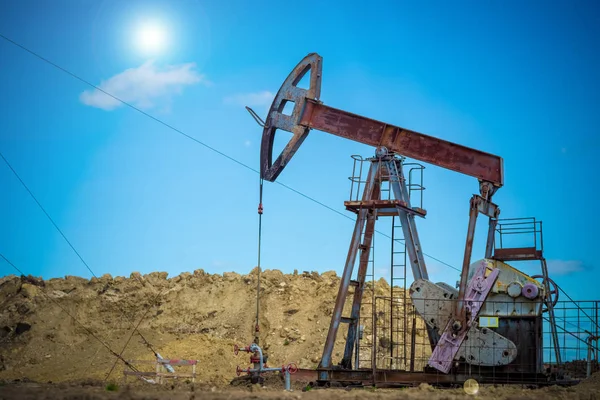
135,20,168,55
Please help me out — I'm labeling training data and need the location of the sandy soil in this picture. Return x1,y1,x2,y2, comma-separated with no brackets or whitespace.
1,270,599,399
0,269,412,385
0,377,599,400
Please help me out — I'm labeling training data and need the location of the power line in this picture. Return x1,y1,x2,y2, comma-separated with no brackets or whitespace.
104,288,164,382
0,148,168,360
0,33,258,176
0,32,460,273
0,151,97,278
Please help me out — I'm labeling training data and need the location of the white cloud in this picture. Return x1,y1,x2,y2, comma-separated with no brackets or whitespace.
546,260,587,275
80,60,204,111
223,90,274,108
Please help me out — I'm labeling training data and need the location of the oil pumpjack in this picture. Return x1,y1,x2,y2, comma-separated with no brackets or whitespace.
254,53,560,385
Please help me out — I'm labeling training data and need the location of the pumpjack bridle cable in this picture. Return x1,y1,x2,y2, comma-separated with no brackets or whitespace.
254,177,264,344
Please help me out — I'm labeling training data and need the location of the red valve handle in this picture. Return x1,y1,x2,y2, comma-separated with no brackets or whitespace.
236,365,242,376
287,363,298,374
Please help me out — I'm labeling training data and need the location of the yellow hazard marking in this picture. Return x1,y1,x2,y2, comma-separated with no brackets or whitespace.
479,316,499,328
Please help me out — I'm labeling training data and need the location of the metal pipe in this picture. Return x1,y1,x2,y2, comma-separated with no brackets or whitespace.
236,344,294,391
409,311,416,372
587,335,598,378
594,301,600,361
456,196,479,320
540,220,544,254
541,258,562,365
250,344,264,367
389,216,396,367
485,218,497,259
372,295,377,385
284,369,291,391
155,352,175,373
354,322,360,369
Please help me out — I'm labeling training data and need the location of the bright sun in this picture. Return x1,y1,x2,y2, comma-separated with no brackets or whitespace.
135,21,168,55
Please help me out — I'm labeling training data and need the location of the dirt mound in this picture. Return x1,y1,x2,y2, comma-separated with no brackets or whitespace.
1,268,599,400
0,269,401,386
574,370,600,390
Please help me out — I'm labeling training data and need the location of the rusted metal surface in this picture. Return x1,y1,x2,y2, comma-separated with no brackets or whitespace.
319,153,434,381
298,99,504,186
343,200,427,217
409,316,417,372
260,53,322,182
290,368,576,387
259,53,504,188
456,195,500,321
493,247,544,261
474,194,499,218
494,317,543,373
319,164,377,378
342,209,377,369
456,195,480,321
485,218,497,259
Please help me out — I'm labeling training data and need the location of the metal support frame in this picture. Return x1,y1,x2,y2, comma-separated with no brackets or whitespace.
256,51,514,383
341,203,377,369
456,192,500,322
489,218,563,370
292,367,580,387
387,157,428,282
485,218,498,259
541,258,562,366
587,335,599,378
318,161,377,379
319,148,431,381
414,189,501,374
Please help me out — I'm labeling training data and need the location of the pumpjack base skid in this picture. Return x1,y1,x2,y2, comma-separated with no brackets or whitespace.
290,368,579,388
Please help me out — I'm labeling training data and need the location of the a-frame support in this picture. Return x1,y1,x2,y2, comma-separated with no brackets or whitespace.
318,148,433,381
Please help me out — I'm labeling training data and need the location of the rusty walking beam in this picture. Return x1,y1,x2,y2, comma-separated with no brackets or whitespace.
299,99,503,186
259,53,504,188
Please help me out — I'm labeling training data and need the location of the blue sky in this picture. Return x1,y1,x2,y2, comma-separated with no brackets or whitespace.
0,0,598,299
